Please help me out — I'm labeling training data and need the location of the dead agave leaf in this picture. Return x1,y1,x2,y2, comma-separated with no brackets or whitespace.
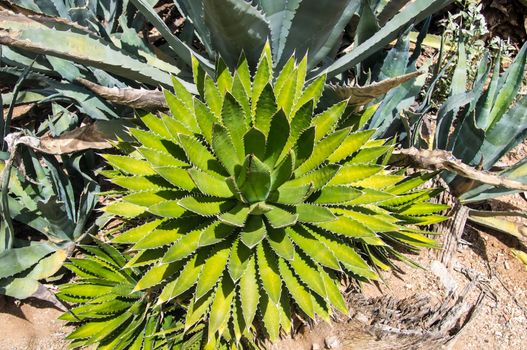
38,120,132,154
327,70,423,106
468,211,527,242
2,103,34,120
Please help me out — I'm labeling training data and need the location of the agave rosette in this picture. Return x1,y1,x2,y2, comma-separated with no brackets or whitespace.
100,46,446,346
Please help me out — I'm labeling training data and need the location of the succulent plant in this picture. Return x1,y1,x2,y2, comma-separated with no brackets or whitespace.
57,239,208,350
67,48,445,348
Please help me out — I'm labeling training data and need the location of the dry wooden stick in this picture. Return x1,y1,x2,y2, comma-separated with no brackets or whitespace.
391,148,527,191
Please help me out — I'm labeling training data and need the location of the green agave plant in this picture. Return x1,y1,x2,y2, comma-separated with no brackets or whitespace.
57,239,210,350
67,48,446,348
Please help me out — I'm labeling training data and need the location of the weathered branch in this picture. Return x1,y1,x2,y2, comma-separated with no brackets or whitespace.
391,147,527,191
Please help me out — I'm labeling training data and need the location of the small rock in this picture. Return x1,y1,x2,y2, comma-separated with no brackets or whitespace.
431,260,457,293
324,335,340,349
504,260,510,270
312,343,321,350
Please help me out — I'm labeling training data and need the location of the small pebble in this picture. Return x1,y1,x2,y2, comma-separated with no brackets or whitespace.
312,343,321,350
504,260,510,270
324,335,340,349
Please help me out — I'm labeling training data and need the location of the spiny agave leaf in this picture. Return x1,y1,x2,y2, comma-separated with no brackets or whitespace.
328,130,376,163
204,75,223,118
264,110,290,167
171,75,194,110
397,202,449,215
311,186,362,205
289,252,326,298
239,257,259,326
185,289,214,331
125,249,165,268
122,190,177,207
178,197,234,216
134,261,183,291
103,201,146,217
389,231,439,248
312,101,348,141
217,203,251,227
257,243,282,303
139,148,187,168
294,126,316,167
158,254,203,304
252,47,274,117
132,221,189,250
232,73,251,121
199,221,236,247
0,12,189,89
178,134,227,177
276,58,298,117
212,123,243,176
148,200,187,219
349,145,391,164
112,220,163,244
194,98,219,145
271,152,294,191
296,204,336,223
244,128,267,161
328,164,383,185
271,184,312,205
162,229,203,264
315,216,377,239
164,90,200,133
110,175,172,192
260,294,281,342
236,155,272,203
320,269,348,315
387,172,438,195
281,164,340,190
0,243,56,279
287,100,314,148
141,113,174,140
324,0,451,78
309,229,377,279
216,59,234,95
264,206,298,229
266,227,295,260
222,93,247,160
278,258,315,319
296,75,326,109
103,155,156,176
338,209,399,233
195,241,232,299
188,168,233,198
240,215,267,248
254,84,278,137
229,238,252,281
286,226,341,270
355,173,406,190
294,127,350,176
207,274,236,339
204,0,270,68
